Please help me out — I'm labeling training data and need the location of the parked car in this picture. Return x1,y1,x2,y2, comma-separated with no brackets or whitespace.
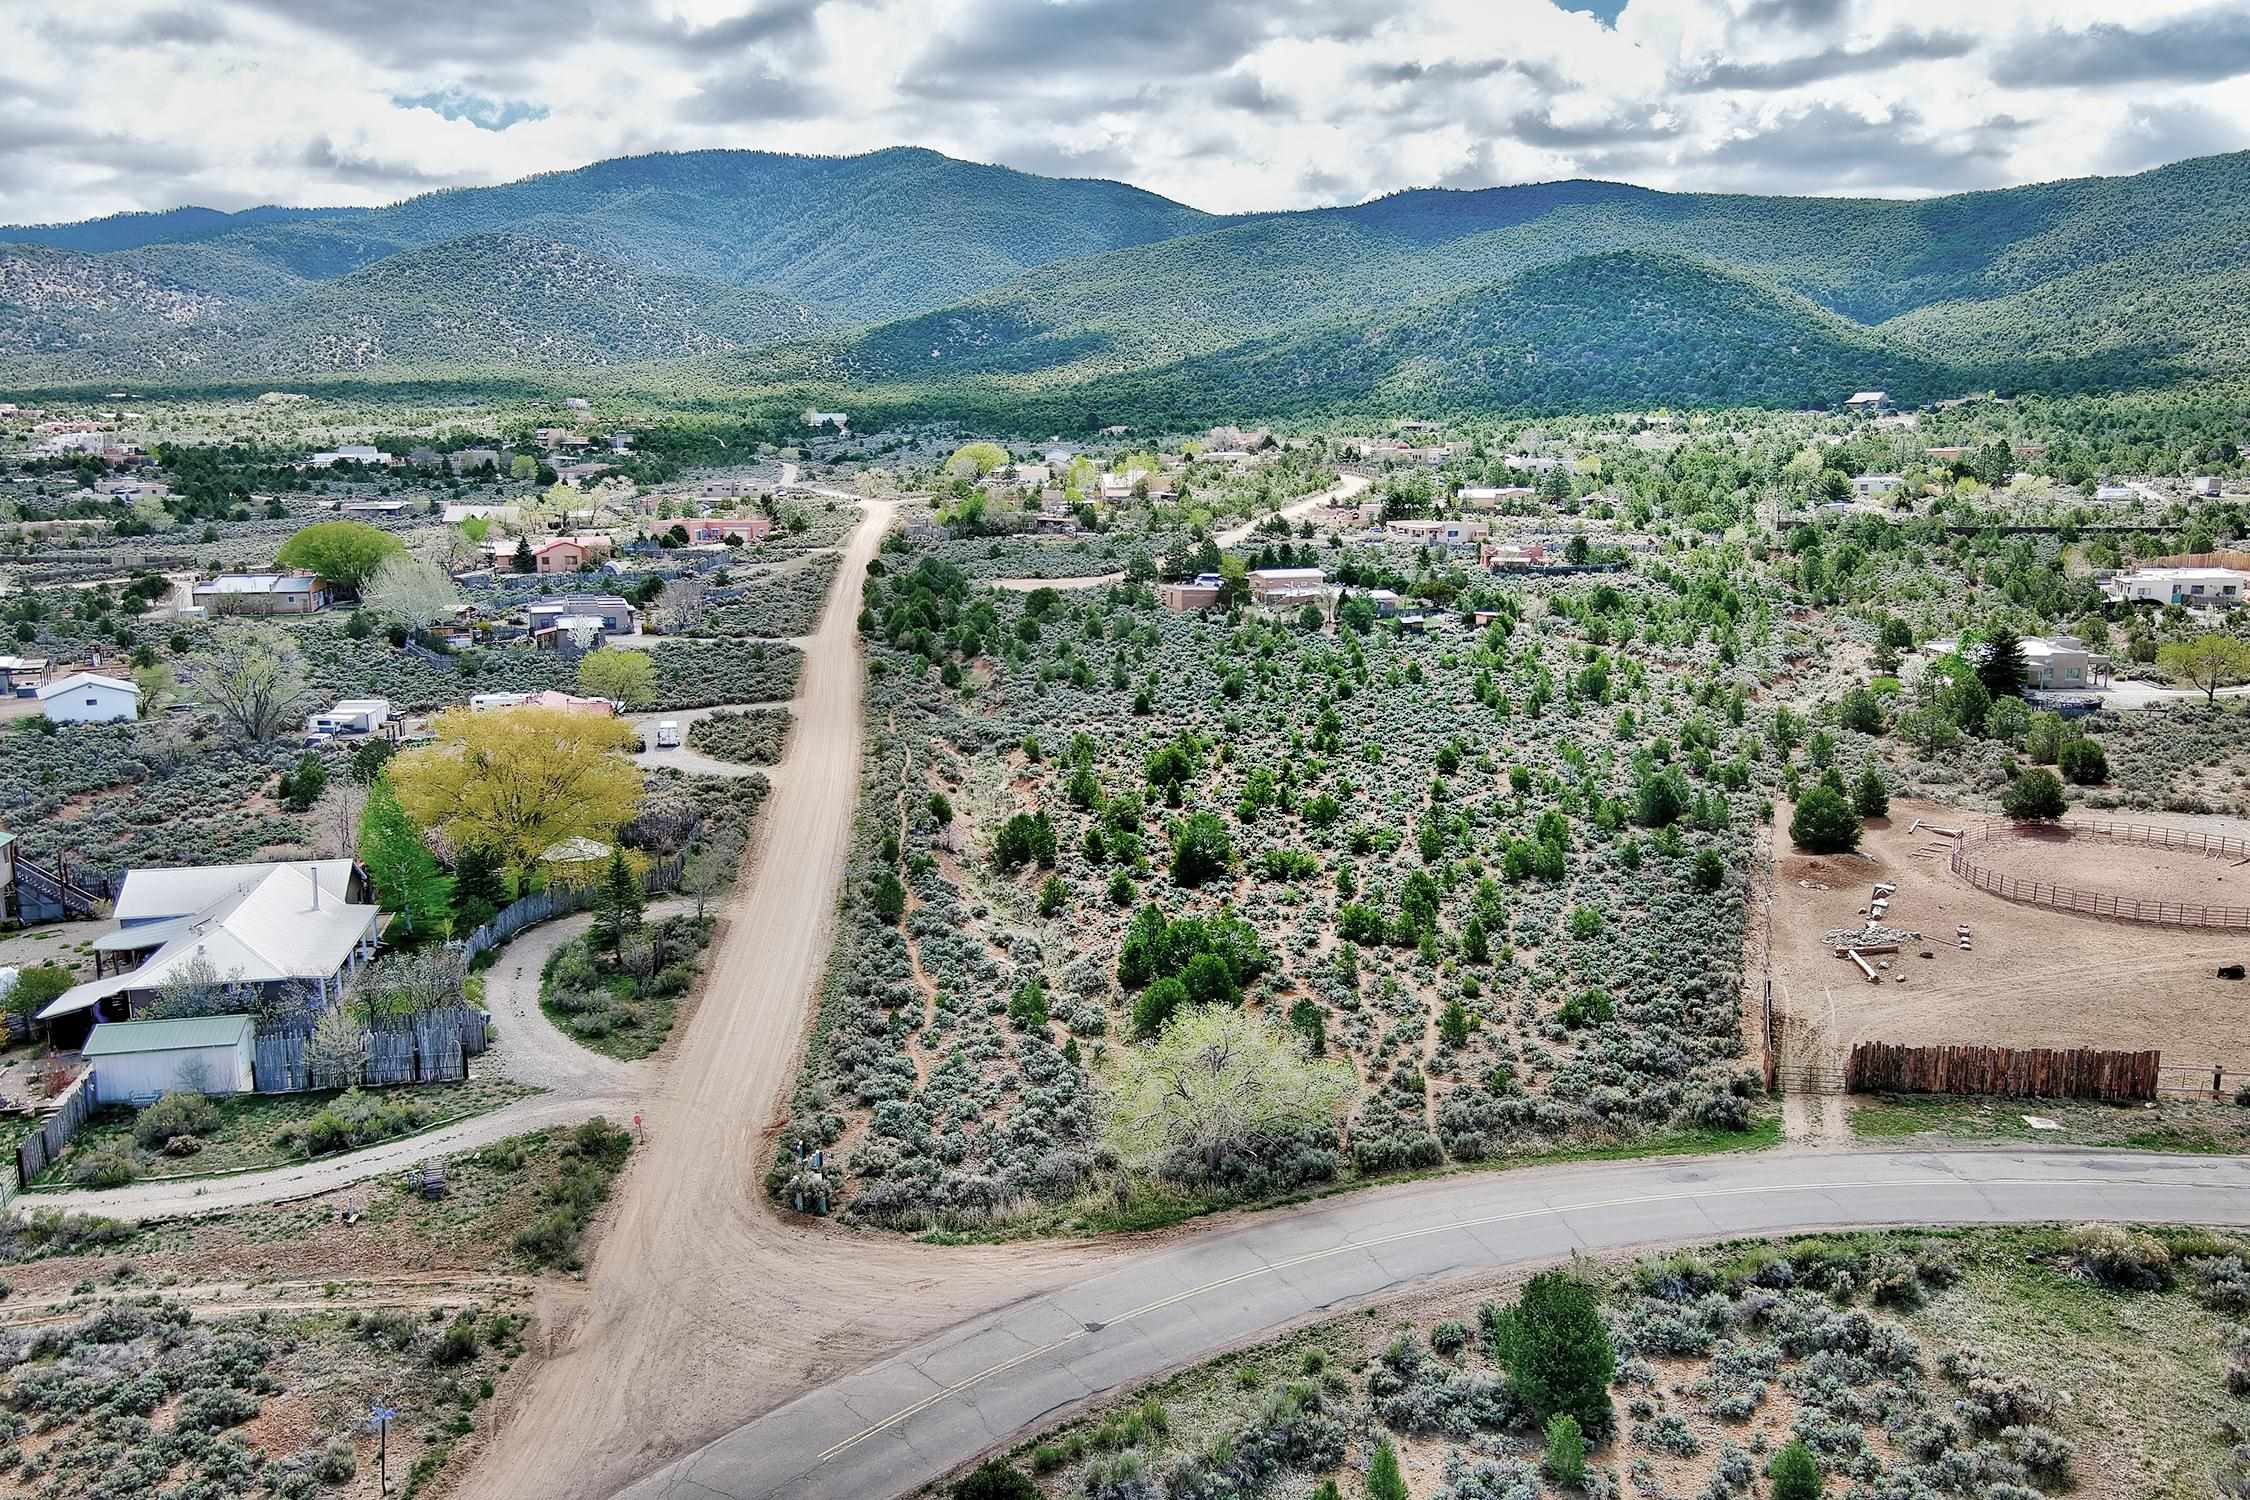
655,720,682,748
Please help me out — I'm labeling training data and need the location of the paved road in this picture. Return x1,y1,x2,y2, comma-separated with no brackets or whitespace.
618,1147,2250,1500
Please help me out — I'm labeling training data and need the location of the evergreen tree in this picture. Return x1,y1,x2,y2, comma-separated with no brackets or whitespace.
512,535,535,573
1544,1413,1587,1487
591,848,645,957
358,778,454,938
1366,1438,1408,1500
1976,630,2027,702
1852,760,1890,819
1790,785,1861,853
1770,1438,1823,1500
2001,767,2067,821
451,844,508,932
1491,1270,1616,1436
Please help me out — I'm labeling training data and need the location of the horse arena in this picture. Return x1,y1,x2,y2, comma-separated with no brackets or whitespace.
1767,799,2250,1088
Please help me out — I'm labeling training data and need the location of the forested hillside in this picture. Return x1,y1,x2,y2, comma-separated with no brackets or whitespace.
4,145,2250,422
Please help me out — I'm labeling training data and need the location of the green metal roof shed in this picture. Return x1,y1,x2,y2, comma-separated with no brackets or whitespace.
84,1014,258,1104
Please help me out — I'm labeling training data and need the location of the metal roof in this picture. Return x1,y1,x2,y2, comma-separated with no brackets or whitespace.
82,1014,256,1056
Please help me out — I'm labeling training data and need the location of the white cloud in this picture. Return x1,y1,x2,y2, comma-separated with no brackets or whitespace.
0,0,2246,224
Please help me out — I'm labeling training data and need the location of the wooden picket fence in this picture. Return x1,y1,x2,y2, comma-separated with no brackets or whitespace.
14,1070,95,1188
455,850,685,963
1847,1042,2160,1102
252,1006,489,1093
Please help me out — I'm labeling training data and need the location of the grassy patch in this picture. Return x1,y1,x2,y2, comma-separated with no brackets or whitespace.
30,1074,537,1189
539,913,717,1060
1851,1093,2250,1152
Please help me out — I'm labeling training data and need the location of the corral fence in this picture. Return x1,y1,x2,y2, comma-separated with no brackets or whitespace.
252,1005,490,1093
1950,818,2250,929
1847,1042,2161,1102
455,849,686,963
14,1069,95,1188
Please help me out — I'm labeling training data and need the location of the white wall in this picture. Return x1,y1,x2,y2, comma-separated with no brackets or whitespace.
94,1040,254,1104
43,685,138,724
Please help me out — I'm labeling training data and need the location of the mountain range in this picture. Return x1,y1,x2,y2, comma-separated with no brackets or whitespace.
4,144,2248,423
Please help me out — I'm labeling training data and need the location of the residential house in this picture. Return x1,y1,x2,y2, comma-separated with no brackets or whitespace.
535,428,590,450
38,672,140,724
35,859,378,1042
85,1015,258,1104
306,445,384,468
1926,635,2111,691
1363,589,1403,618
1502,453,1566,475
340,500,414,515
443,503,519,524
448,448,504,474
1098,470,1148,501
1159,576,1222,611
1844,391,1889,412
2108,566,2250,607
1485,541,1548,570
553,462,609,486
1246,568,1329,603
682,516,770,545
1386,518,1489,549
2095,484,2135,502
503,535,615,573
528,595,637,635
804,411,849,432
1456,486,1535,508
192,574,331,615
1851,474,1904,498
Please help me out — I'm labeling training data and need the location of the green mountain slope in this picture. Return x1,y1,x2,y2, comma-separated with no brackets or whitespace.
4,146,2250,420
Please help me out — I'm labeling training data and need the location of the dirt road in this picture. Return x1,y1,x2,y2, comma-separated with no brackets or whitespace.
1213,471,1369,547
464,500,1103,1500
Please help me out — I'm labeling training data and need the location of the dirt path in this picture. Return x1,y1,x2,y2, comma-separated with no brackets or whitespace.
463,500,1106,1500
1212,472,1370,547
987,571,1124,592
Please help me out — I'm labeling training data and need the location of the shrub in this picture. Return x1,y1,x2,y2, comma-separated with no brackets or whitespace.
1545,1413,1588,1486
132,1090,220,1150
952,1459,1039,1500
993,811,1057,871
2057,736,2107,785
66,1140,138,1188
1367,1438,1408,1500
1789,786,1859,853
301,1088,429,1157
1769,1438,1821,1499
2063,1223,2172,1290
1168,811,1233,886
2001,768,2067,820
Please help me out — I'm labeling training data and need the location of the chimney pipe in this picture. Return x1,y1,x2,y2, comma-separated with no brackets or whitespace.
308,864,320,911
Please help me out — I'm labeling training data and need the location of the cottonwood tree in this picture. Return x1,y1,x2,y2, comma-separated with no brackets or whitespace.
578,648,656,707
2158,633,2250,704
679,823,745,918
1103,1007,1354,1185
653,575,708,634
389,705,641,876
359,947,468,1017
187,623,313,742
275,520,405,595
363,553,461,628
358,778,455,937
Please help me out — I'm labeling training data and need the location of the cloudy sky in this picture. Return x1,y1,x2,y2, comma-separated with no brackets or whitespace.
3,0,2247,224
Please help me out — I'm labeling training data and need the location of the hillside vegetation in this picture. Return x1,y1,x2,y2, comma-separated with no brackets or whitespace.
6,146,2250,420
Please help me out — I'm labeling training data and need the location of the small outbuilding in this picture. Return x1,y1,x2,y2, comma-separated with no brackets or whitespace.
84,1014,258,1104
38,672,140,724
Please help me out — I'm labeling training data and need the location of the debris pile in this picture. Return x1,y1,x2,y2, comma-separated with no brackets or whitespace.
1825,923,1919,951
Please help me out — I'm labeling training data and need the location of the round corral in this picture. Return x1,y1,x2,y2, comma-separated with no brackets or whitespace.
1952,818,2250,929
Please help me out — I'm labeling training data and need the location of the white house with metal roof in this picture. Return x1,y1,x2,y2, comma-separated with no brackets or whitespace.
37,672,140,723
190,574,332,615
37,860,378,1035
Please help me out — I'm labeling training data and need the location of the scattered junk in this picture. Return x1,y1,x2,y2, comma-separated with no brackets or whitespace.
1957,923,1973,953
1824,922,1917,952
1844,949,1879,983
406,1163,448,1200
2219,964,2246,981
788,1138,830,1215
2020,1115,2063,1132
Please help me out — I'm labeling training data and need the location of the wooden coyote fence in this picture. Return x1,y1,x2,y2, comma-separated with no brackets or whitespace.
252,1006,489,1093
14,1069,96,1188
455,848,687,963
1847,1042,2160,1102
1949,819,2250,930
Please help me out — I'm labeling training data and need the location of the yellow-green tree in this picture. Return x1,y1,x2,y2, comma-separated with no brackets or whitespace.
1103,1008,1353,1185
274,520,405,595
388,706,642,877
578,648,656,707
945,441,1007,477
2157,633,2250,704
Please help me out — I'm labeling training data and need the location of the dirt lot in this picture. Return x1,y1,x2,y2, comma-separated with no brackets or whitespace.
1971,823,2250,908
1769,798,2250,1081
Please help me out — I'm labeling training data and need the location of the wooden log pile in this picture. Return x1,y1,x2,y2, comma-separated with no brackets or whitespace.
1847,1042,2159,1102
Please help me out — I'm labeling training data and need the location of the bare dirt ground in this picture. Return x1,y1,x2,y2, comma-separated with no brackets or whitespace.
1769,798,2250,1078
459,500,1107,1500
1970,824,2250,907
